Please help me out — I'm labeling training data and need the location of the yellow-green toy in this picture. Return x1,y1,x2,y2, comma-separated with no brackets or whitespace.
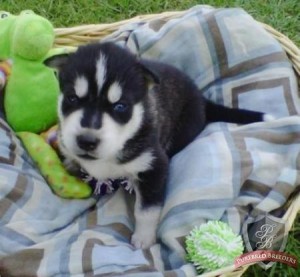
18,132,92,198
0,10,59,133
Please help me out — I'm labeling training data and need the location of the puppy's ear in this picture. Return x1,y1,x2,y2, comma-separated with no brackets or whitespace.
44,54,70,72
139,59,160,87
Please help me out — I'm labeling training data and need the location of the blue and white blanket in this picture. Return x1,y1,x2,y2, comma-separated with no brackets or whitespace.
0,6,299,277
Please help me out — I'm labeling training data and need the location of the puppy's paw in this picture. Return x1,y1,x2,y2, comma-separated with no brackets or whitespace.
131,231,156,249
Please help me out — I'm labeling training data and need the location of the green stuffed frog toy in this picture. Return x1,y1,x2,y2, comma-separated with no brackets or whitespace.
0,10,59,133
0,10,92,198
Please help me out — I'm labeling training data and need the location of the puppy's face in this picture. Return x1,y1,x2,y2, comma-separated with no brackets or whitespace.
49,43,149,162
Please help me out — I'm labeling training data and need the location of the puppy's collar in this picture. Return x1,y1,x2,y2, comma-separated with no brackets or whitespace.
79,169,134,196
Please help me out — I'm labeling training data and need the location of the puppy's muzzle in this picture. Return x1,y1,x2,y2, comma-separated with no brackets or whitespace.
76,134,99,152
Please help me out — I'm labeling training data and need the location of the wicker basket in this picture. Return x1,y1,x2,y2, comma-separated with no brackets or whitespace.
54,10,300,277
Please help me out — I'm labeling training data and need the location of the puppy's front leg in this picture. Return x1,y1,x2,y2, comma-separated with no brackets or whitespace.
131,152,168,249
131,189,162,249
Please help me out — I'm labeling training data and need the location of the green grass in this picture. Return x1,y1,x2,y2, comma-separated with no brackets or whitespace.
1,0,299,46
1,0,299,276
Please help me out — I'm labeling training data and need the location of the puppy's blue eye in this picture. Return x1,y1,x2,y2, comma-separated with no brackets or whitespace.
113,103,128,113
66,94,79,105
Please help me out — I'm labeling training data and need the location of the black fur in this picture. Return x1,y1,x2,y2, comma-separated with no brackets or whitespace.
46,42,266,247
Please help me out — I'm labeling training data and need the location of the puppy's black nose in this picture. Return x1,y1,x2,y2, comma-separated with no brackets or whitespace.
76,134,99,151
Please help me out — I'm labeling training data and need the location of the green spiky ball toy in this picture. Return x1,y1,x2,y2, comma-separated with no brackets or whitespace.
185,221,244,273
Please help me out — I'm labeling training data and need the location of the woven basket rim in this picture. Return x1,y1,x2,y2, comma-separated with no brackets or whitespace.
53,9,300,277
53,10,300,75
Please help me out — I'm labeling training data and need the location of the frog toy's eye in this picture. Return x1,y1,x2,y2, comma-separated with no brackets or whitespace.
0,12,10,19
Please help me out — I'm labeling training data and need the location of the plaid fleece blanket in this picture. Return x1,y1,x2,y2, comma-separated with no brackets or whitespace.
0,6,299,277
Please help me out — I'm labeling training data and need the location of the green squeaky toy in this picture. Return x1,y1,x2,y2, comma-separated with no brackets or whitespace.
0,10,59,133
186,221,244,273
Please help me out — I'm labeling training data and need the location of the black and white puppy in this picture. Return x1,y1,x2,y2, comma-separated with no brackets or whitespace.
46,42,268,249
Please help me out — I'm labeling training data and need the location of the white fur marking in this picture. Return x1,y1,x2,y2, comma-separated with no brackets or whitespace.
95,53,107,93
263,114,275,122
131,185,162,249
59,101,150,180
57,95,64,121
96,103,144,159
79,150,154,181
107,82,122,104
59,109,84,157
74,76,88,98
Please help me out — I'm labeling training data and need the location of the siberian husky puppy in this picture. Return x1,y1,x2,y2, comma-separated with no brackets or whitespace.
46,42,268,249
